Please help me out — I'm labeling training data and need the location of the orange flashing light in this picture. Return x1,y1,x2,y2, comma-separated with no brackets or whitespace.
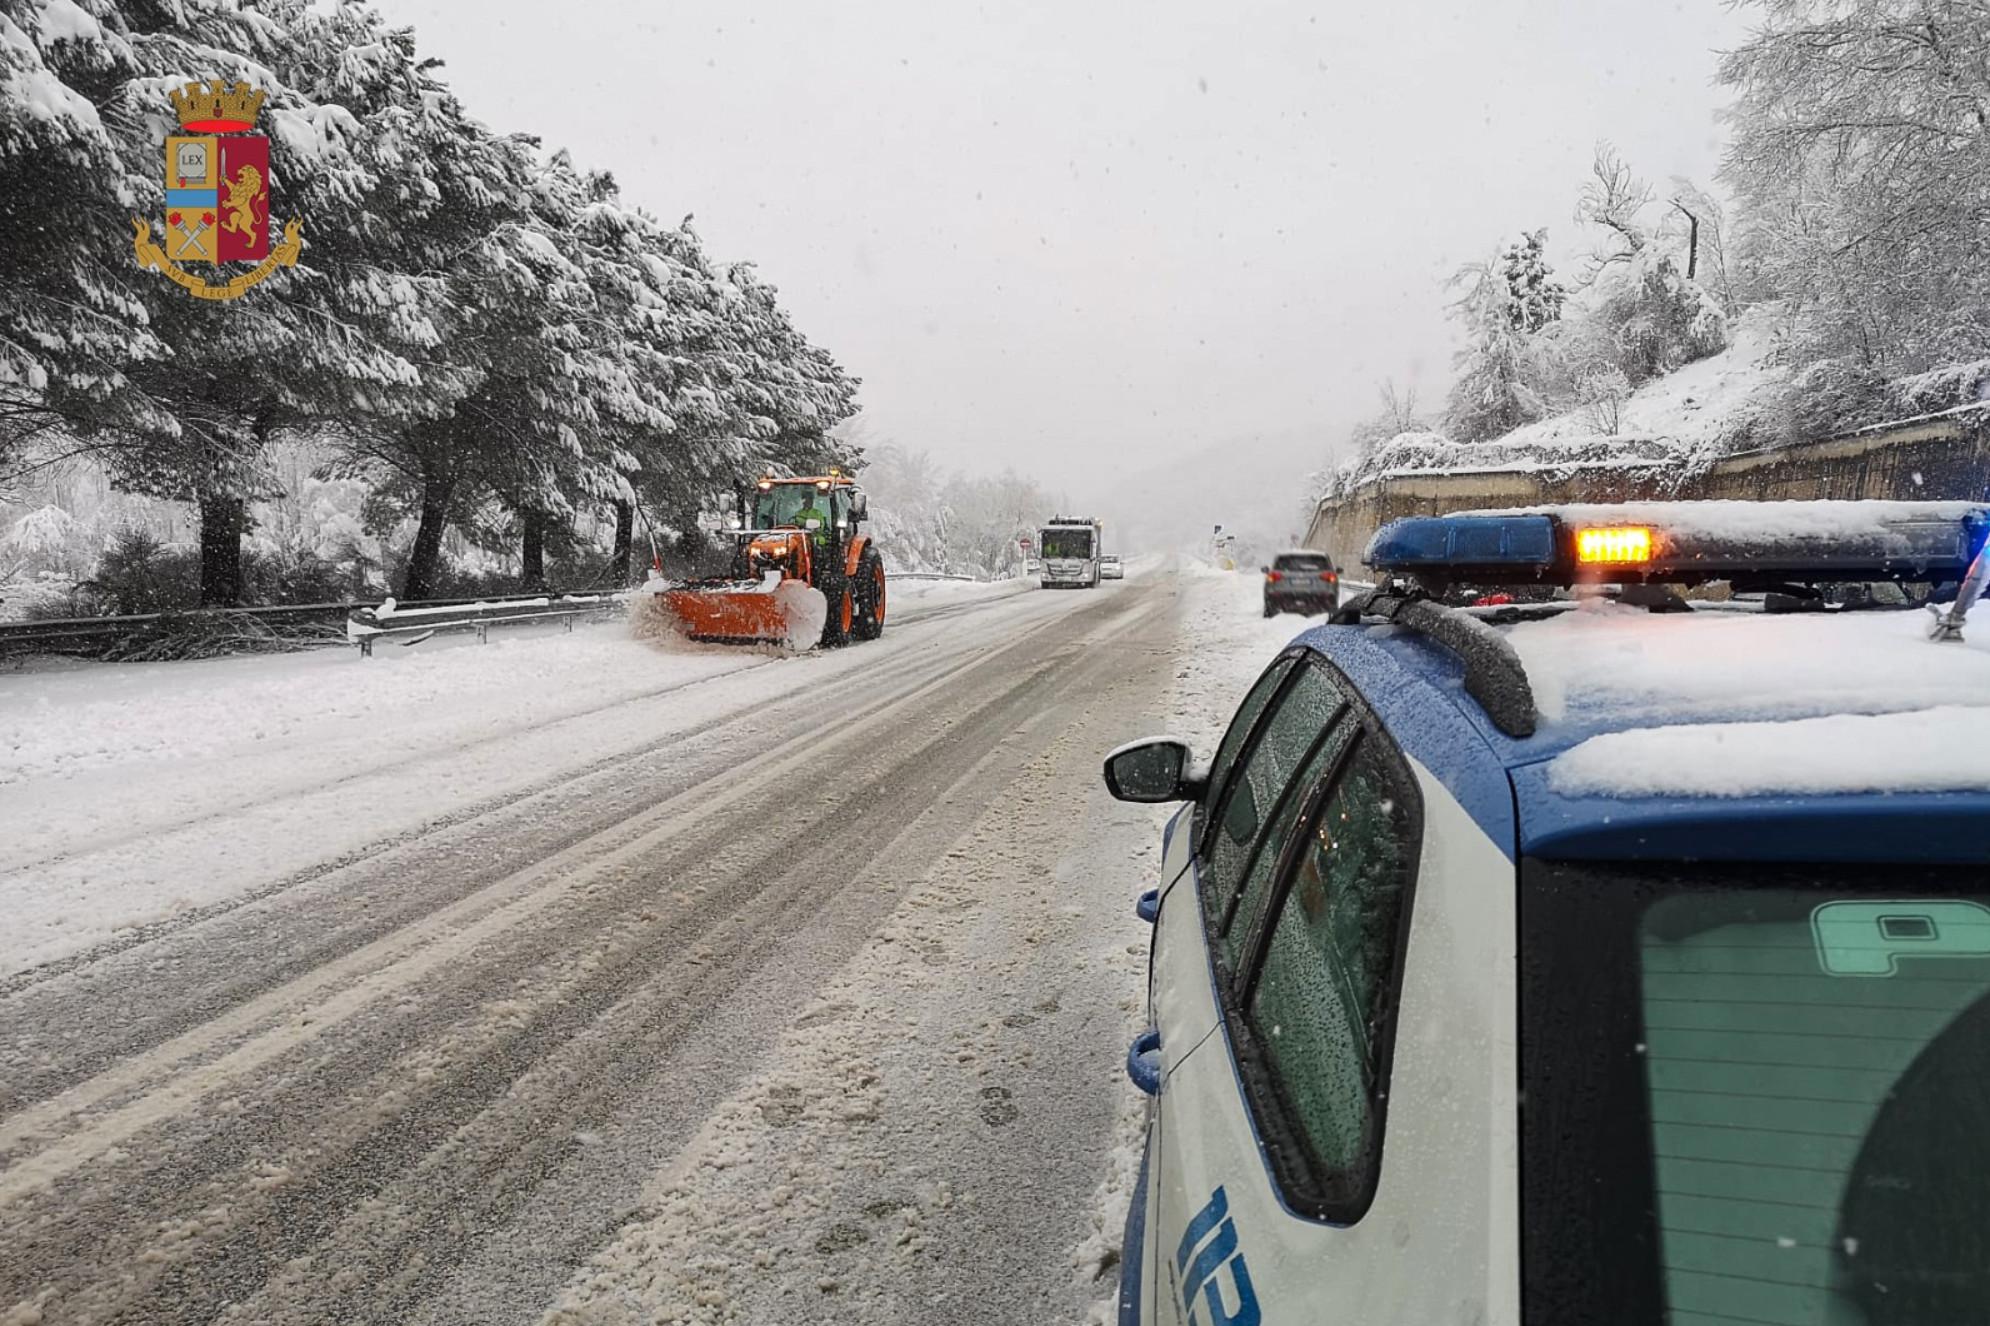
1575,526,1654,565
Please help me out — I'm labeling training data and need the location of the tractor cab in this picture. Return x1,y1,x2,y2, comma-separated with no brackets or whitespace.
735,473,871,587
746,474,867,536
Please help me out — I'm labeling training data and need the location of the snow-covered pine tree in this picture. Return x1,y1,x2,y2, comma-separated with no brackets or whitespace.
716,259,861,475
1443,256,1546,444
4,1,864,602
4,0,464,604
0,0,340,603
570,201,774,580
291,5,582,600
565,178,694,584
0,0,175,479
1501,230,1565,335
363,138,612,599
623,230,860,568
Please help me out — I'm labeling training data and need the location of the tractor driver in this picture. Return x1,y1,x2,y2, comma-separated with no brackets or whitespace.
794,490,832,548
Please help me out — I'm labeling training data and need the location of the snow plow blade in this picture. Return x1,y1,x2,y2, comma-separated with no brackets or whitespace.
652,584,792,643
635,574,825,648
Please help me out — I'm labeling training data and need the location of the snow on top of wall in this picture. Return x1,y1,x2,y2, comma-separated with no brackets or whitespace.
1330,307,1789,495
1549,706,1990,797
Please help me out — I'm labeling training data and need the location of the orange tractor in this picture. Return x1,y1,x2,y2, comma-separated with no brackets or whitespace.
644,471,888,648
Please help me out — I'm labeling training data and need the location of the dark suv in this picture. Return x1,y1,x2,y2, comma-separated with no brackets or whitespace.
1262,550,1338,617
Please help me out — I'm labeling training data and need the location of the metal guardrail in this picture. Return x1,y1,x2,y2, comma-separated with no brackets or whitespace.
3,572,996,661
0,590,627,660
346,593,625,657
0,600,358,659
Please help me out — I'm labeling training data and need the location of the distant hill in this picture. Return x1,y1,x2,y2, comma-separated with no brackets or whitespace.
1086,427,1341,563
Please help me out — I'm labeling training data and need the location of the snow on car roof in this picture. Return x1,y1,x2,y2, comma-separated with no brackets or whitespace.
1501,601,1990,796
1548,706,1990,798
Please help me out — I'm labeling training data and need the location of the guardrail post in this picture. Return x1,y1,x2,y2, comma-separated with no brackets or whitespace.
564,615,575,633
475,621,489,645
360,636,374,659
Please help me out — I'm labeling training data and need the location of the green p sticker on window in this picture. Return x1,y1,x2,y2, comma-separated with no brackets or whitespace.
1812,900,1990,976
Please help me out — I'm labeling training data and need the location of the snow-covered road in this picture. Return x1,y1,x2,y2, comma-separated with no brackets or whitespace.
0,564,1311,1326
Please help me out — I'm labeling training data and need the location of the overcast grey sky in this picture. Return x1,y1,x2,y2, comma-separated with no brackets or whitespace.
380,0,1748,514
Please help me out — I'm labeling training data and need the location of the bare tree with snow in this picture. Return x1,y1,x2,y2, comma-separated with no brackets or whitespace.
1721,0,1990,374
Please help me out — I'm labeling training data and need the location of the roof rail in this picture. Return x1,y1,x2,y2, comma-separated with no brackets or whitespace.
1329,585,1538,738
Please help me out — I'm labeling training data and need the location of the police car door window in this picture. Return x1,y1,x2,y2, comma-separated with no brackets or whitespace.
1197,658,1294,899
1201,665,1347,936
1218,711,1355,971
1241,740,1415,1217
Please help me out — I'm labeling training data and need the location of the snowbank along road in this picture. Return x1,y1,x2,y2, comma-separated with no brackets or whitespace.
0,569,1211,1326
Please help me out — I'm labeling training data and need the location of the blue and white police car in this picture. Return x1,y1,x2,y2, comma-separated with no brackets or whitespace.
1104,501,1990,1326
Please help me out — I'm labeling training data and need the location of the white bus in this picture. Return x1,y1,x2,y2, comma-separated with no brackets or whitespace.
1038,516,1103,588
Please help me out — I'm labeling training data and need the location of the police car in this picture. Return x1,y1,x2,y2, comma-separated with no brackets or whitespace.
1103,501,1990,1326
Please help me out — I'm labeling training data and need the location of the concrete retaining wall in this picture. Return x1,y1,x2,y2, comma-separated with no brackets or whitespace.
1302,412,1990,570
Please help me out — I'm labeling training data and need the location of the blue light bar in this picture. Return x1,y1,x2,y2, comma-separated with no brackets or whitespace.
1363,502,1990,590
1365,514,1556,571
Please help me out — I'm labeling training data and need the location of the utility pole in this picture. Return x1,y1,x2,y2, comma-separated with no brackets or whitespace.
1671,200,1699,280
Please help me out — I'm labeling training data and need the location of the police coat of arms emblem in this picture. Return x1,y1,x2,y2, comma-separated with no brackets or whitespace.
132,80,302,301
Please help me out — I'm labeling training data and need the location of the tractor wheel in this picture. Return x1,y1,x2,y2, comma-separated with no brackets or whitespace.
854,550,886,641
820,576,854,648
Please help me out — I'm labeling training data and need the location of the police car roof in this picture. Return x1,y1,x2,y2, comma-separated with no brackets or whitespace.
1297,604,1990,865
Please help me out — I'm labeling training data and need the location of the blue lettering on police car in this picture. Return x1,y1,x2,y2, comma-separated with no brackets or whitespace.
1174,1187,1262,1326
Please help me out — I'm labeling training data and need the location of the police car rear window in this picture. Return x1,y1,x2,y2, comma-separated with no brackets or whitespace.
1640,892,1990,1326
1519,864,1990,1326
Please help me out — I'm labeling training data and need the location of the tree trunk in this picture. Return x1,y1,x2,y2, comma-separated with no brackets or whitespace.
197,491,247,607
521,510,546,590
402,475,454,601
612,500,635,585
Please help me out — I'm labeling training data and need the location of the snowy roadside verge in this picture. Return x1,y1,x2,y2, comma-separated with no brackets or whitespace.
1169,557,1326,754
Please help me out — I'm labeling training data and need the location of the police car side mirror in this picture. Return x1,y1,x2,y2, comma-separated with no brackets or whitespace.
1103,737,1203,803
